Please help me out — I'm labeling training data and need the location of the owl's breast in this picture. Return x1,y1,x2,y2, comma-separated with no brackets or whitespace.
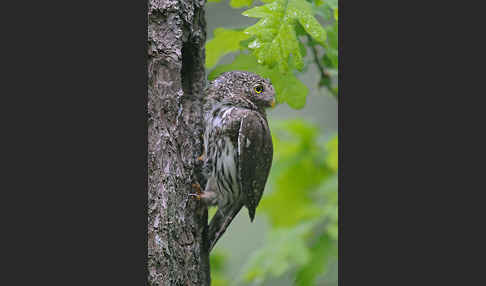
203,105,243,208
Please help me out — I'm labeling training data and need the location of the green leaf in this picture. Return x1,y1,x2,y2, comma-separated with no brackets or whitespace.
208,0,222,2
314,0,337,21
210,251,230,286
331,86,338,96
241,224,313,284
239,36,255,49
318,175,338,240
210,251,227,272
242,0,326,72
211,276,229,286
209,53,308,109
209,53,269,81
239,122,339,284
230,0,253,8
321,20,338,94
272,70,308,109
298,40,307,58
205,28,250,69
293,5,326,45
323,49,338,69
326,0,338,9
325,134,338,172
326,20,338,51
260,120,331,226
295,233,333,286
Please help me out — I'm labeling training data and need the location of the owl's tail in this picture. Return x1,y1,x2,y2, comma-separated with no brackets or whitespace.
207,203,243,252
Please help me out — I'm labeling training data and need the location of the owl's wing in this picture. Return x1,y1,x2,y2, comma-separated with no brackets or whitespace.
237,110,273,221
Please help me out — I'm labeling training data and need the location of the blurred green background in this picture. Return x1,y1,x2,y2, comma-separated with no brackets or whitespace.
205,1,338,285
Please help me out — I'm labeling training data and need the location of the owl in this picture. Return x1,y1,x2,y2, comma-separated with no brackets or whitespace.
194,71,275,251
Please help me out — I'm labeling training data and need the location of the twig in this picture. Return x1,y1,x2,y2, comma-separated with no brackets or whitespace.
306,35,337,99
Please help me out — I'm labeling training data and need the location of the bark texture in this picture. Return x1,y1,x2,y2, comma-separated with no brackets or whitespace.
148,0,209,285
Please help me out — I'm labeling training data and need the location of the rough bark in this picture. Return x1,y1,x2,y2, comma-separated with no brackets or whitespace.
147,0,209,285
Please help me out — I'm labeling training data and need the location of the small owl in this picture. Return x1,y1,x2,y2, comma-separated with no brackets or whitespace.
195,71,275,251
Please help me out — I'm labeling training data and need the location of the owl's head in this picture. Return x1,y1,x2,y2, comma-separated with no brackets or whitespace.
211,71,276,110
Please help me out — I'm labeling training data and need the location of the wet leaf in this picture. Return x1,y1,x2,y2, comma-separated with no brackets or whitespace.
242,0,326,72
205,28,249,68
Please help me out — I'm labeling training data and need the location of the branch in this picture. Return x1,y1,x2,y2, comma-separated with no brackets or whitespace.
307,35,337,99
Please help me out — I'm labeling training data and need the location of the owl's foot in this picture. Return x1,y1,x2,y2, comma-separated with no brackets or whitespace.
189,183,203,200
197,154,204,161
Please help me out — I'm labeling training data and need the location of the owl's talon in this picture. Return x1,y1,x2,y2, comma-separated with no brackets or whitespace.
192,183,203,194
190,183,203,200
188,193,201,200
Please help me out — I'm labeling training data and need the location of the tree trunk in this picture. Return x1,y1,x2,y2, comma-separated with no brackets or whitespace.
147,0,209,285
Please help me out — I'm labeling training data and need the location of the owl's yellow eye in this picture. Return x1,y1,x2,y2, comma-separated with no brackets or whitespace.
254,85,264,94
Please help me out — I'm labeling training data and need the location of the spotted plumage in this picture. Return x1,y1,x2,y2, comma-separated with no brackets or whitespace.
198,71,275,251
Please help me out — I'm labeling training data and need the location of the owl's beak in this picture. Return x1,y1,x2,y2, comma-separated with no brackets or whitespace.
271,99,276,108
